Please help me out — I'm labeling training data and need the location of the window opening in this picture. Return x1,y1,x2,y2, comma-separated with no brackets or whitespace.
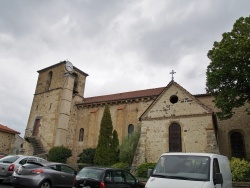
79,128,84,142
170,95,178,104
128,124,134,136
169,123,182,152
231,132,246,158
45,71,52,91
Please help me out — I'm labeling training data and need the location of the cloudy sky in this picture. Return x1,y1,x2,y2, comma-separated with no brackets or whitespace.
0,0,249,137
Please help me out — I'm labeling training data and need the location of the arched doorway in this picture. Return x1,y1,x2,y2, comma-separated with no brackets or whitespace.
169,123,182,152
231,131,246,158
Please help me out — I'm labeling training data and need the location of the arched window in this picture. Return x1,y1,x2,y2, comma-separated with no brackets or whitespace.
45,71,52,91
128,124,134,136
79,128,84,142
231,132,246,158
72,73,79,94
169,123,182,152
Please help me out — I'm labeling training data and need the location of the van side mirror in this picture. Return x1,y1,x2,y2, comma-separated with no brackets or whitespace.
214,173,223,185
147,169,153,177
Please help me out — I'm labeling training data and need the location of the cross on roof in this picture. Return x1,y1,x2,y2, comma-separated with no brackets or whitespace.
170,70,176,81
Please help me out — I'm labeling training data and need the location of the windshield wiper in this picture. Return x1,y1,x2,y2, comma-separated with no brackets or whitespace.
152,174,168,178
166,176,198,181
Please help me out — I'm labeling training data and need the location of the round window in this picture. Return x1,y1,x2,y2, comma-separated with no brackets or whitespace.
170,95,178,104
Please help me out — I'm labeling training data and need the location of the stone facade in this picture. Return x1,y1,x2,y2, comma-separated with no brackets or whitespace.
0,124,23,155
23,62,250,166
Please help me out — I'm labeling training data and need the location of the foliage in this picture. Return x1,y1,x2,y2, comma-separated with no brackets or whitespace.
47,146,72,163
206,16,250,120
77,148,96,164
230,157,250,182
136,162,156,178
119,125,141,165
112,162,130,171
94,105,115,165
110,130,120,164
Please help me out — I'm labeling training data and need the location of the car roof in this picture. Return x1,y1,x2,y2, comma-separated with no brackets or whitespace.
82,166,124,171
27,161,67,166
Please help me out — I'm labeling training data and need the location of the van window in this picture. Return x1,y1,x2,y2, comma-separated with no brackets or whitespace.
213,158,220,183
152,155,210,181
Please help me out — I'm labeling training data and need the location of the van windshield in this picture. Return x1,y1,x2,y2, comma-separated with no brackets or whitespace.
152,155,210,181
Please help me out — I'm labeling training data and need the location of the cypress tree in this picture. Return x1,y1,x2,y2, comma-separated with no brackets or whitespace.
94,105,114,165
110,130,120,164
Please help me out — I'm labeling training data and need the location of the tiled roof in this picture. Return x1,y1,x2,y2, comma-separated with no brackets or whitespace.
0,124,20,135
80,87,165,105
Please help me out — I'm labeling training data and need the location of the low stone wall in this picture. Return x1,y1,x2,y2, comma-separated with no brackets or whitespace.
233,182,250,188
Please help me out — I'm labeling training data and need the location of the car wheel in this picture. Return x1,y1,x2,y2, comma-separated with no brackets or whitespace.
39,180,51,188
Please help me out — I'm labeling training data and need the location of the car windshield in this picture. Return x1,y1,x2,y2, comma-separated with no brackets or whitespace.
0,155,19,163
152,155,210,181
77,168,103,180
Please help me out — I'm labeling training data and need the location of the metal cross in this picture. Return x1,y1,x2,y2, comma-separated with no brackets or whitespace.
170,70,176,81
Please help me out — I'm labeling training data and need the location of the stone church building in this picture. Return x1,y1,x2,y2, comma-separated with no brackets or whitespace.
23,61,250,165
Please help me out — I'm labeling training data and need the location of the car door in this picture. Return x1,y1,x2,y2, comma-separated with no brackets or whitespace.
57,165,76,187
109,170,131,188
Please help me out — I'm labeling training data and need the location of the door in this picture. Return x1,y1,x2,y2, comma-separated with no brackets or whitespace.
58,165,76,187
33,118,41,136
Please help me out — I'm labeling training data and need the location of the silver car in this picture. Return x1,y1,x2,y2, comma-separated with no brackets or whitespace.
0,155,46,183
11,161,77,188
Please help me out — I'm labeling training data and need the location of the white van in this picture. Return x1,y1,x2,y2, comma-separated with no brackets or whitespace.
145,153,232,188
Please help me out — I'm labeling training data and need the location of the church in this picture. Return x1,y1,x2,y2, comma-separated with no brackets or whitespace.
23,61,250,165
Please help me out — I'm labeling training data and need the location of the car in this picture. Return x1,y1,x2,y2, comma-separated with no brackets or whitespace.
0,155,46,183
73,166,145,188
0,154,6,159
11,161,77,188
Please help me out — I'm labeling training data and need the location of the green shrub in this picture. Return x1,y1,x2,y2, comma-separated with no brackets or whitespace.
230,157,250,182
136,162,156,178
47,146,72,163
77,148,96,164
112,162,130,171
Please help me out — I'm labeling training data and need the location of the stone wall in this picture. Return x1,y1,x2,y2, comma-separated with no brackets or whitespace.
0,132,16,154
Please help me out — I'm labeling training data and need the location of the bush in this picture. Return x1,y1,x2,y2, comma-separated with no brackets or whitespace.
230,157,250,182
47,146,72,163
136,162,156,178
112,162,130,171
77,148,96,164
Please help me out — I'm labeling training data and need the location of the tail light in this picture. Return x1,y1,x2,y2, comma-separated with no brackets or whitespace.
100,182,105,188
8,164,15,171
72,177,76,186
30,169,44,174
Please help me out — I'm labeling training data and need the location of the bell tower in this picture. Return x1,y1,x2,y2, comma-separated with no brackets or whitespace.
24,61,88,155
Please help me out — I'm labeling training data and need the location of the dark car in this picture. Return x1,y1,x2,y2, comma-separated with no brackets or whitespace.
11,161,76,188
73,166,145,188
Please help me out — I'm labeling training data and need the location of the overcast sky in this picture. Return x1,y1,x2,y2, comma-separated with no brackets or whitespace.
0,0,249,137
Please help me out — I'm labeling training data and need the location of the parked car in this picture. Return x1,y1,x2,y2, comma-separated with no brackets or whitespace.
11,161,77,188
0,154,6,159
73,166,145,188
0,155,46,183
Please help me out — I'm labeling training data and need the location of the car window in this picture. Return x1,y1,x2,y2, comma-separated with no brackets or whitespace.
49,165,58,171
0,155,19,163
60,165,75,175
78,168,103,180
123,171,135,184
112,170,125,183
27,157,37,162
19,158,29,165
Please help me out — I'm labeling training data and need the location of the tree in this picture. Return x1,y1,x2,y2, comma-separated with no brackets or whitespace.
47,146,72,163
110,130,120,164
206,16,250,120
94,105,114,165
119,125,141,165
